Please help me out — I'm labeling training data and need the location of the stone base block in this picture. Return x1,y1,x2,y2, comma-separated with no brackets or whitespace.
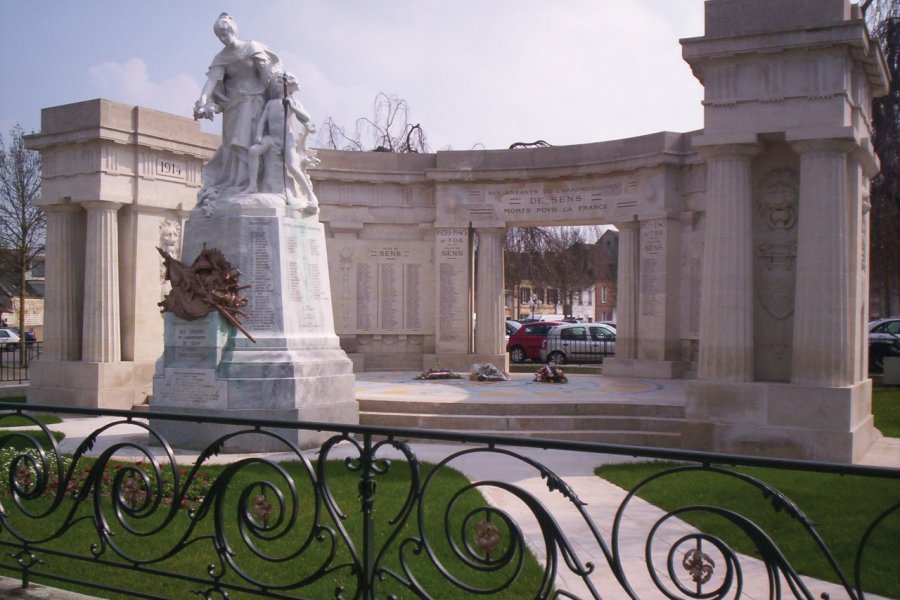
603,358,689,379
28,360,147,409
683,379,876,462
150,400,360,452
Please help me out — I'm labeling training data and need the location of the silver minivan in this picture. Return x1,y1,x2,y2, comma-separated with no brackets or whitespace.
539,323,616,364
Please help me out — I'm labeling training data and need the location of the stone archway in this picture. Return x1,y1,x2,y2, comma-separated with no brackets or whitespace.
314,133,696,376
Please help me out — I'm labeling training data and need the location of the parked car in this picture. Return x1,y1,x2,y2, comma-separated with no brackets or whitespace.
519,314,566,324
0,329,20,351
7,327,36,342
506,321,564,363
869,317,900,373
505,319,521,343
539,323,616,364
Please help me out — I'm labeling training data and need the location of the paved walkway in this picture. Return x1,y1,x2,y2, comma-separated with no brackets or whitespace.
1,373,897,598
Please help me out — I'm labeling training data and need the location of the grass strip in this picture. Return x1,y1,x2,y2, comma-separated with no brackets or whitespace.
0,458,546,599
596,461,899,598
874,386,900,437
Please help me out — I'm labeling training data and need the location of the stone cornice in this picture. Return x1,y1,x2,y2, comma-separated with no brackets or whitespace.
681,20,889,97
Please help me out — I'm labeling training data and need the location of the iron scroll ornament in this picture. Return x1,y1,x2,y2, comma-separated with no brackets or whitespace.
0,404,897,598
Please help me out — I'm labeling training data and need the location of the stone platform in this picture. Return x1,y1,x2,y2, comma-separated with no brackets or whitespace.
355,371,687,447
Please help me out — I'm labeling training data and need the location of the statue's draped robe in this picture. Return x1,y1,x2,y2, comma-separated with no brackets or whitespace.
199,41,282,201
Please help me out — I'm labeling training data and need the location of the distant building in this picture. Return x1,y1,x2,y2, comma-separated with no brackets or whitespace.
0,251,45,337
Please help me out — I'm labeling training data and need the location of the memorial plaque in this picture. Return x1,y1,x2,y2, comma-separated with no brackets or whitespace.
436,228,470,353
156,368,227,409
640,219,665,318
379,263,401,330
485,180,619,222
330,239,433,335
246,219,277,331
279,221,325,329
356,263,376,330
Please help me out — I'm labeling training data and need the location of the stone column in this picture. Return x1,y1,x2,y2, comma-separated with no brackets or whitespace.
615,221,639,359
474,227,506,356
81,202,122,362
790,139,856,387
696,144,757,382
43,205,84,361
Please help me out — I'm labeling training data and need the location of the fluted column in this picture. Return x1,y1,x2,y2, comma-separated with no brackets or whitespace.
43,205,84,361
697,144,757,381
790,139,856,386
81,202,122,362
615,221,639,359
474,227,506,355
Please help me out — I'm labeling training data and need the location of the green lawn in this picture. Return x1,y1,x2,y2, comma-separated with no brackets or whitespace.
0,397,62,427
0,458,547,599
874,386,900,437
596,462,899,598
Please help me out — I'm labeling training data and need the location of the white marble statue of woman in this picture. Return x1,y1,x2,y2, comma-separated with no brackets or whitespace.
193,13,283,207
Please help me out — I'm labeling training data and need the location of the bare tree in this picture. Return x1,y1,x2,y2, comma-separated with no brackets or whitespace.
504,226,600,318
504,227,555,317
863,0,900,316
542,228,597,316
0,124,45,343
318,92,430,153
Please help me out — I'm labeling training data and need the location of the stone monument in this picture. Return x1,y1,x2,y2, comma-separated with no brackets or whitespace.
150,13,357,451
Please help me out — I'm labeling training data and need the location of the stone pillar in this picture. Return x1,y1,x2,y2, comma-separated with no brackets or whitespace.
790,139,856,387
43,205,83,361
615,221,639,359
474,227,506,356
81,202,122,363
696,144,757,382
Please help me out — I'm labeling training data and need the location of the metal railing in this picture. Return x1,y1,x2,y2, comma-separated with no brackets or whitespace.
0,342,41,383
0,403,897,599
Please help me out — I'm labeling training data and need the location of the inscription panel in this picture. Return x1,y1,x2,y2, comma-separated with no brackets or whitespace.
246,219,277,332
156,369,227,409
481,179,629,223
280,221,328,330
436,228,470,353
155,156,187,181
640,219,665,318
328,239,434,335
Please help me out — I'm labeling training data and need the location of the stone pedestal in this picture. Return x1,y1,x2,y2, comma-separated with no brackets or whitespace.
684,380,879,463
151,199,357,452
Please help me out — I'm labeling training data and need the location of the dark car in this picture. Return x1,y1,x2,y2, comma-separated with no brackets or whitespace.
869,317,900,373
506,321,563,363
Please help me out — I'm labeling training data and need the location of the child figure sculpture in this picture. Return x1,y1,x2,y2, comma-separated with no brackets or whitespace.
245,74,320,213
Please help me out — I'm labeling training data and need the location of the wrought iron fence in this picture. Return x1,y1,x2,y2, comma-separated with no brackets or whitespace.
0,342,41,383
0,403,897,599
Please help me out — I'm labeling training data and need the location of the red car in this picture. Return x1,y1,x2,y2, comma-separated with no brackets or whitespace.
506,321,564,363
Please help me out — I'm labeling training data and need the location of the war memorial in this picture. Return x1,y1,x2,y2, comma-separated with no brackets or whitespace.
23,0,889,461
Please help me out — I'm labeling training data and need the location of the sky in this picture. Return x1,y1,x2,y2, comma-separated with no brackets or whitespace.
0,0,706,151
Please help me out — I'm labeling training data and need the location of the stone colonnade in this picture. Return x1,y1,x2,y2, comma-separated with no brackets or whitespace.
313,135,690,375
26,100,217,408
681,0,887,461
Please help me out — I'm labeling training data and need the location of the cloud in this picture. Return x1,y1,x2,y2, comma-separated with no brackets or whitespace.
87,58,201,120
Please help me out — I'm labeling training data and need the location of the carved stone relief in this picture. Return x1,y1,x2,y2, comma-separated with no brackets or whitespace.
754,169,798,321
159,219,182,298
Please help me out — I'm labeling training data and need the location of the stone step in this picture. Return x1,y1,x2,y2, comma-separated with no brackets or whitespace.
360,411,684,433
357,399,685,419
377,428,683,448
